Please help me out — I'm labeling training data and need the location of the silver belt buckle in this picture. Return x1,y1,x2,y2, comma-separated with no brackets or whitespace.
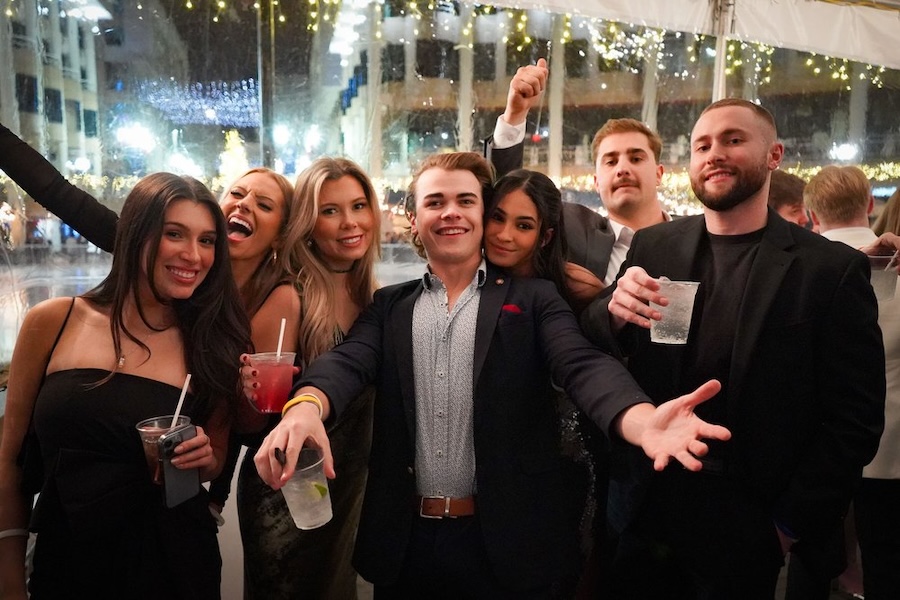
419,495,449,519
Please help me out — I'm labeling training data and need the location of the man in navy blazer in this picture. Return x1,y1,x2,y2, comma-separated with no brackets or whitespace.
581,99,885,598
255,151,730,596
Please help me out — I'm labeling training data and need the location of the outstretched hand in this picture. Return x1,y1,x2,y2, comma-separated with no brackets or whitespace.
639,379,731,471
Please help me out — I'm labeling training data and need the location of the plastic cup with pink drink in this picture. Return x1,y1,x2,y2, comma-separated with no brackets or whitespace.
248,351,297,413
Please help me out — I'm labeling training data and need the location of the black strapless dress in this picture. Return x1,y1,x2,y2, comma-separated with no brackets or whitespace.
28,369,221,599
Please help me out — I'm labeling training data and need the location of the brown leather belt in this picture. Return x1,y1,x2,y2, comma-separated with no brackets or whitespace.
416,495,476,519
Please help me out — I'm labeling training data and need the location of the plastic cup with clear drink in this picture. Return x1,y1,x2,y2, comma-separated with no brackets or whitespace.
650,278,700,345
280,447,333,530
868,255,897,302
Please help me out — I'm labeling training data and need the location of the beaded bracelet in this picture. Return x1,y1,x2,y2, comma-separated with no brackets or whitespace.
281,393,324,419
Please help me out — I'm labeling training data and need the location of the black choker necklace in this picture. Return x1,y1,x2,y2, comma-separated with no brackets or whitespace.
329,265,354,273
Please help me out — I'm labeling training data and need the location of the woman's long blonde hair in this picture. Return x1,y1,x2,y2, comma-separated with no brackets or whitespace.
285,158,381,361
873,188,900,236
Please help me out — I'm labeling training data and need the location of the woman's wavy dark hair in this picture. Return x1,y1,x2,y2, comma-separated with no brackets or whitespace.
489,169,570,302
83,173,251,422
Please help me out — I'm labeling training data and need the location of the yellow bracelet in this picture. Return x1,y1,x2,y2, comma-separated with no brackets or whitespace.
282,393,324,419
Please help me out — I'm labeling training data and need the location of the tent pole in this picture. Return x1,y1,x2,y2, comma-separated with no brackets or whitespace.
711,0,735,102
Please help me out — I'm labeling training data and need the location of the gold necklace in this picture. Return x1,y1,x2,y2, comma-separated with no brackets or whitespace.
117,327,168,368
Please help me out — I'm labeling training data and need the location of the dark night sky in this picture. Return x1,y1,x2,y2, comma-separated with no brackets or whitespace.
167,0,311,83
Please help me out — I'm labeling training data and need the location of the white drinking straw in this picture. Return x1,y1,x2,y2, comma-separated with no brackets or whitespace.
276,318,287,359
169,373,192,431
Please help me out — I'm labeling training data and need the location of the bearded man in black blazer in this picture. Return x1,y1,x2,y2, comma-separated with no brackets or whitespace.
581,99,885,599
255,151,730,597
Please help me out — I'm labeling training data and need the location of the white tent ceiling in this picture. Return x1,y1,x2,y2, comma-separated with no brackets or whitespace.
488,0,900,71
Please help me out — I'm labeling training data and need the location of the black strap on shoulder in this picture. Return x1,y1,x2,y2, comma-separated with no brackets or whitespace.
47,297,77,358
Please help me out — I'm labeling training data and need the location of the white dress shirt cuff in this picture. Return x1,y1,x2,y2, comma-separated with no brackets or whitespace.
492,116,526,149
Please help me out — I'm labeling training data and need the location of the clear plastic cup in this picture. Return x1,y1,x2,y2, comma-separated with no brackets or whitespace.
136,415,191,484
248,352,296,413
280,447,333,530
868,255,897,302
650,279,701,345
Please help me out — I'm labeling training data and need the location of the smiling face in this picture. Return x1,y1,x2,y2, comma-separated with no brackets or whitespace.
594,131,663,220
409,167,484,270
485,188,541,277
689,104,782,213
219,171,287,264
311,175,376,271
145,199,217,301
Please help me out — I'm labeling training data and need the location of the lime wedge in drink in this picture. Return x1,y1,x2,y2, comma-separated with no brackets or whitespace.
313,483,328,498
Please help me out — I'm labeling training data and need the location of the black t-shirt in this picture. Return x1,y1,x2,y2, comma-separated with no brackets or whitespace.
683,228,765,444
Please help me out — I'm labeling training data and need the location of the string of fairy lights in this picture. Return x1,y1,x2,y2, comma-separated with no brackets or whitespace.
4,161,900,231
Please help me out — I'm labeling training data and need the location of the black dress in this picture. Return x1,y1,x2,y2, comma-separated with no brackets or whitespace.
29,369,221,599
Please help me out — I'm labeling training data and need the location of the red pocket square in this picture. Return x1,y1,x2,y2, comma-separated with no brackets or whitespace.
502,304,523,314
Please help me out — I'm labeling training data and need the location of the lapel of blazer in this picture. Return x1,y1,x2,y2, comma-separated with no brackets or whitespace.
473,267,508,388
727,212,796,421
588,225,615,279
563,204,615,279
657,216,706,281
391,282,423,441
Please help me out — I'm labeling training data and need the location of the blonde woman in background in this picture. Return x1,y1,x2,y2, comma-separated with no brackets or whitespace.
240,157,381,599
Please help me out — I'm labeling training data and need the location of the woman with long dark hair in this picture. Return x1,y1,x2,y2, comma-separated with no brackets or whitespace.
0,173,251,597
484,169,601,597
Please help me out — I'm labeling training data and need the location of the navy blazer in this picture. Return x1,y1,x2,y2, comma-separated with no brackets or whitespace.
296,265,649,590
581,212,885,553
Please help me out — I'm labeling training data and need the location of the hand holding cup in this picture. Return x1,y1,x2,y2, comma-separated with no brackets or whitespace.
240,352,300,411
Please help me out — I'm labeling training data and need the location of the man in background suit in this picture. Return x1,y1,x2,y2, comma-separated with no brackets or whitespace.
805,164,900,599
768,168,810,229
581,98,885,598
485,59,671,299
254,151,730,597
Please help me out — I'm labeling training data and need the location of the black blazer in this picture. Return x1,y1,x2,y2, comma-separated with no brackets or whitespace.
488,138,617,281
581,212,885,551
297,265,650,590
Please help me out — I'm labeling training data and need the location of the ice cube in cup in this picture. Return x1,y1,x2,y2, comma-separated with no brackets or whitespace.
281,447,333,530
